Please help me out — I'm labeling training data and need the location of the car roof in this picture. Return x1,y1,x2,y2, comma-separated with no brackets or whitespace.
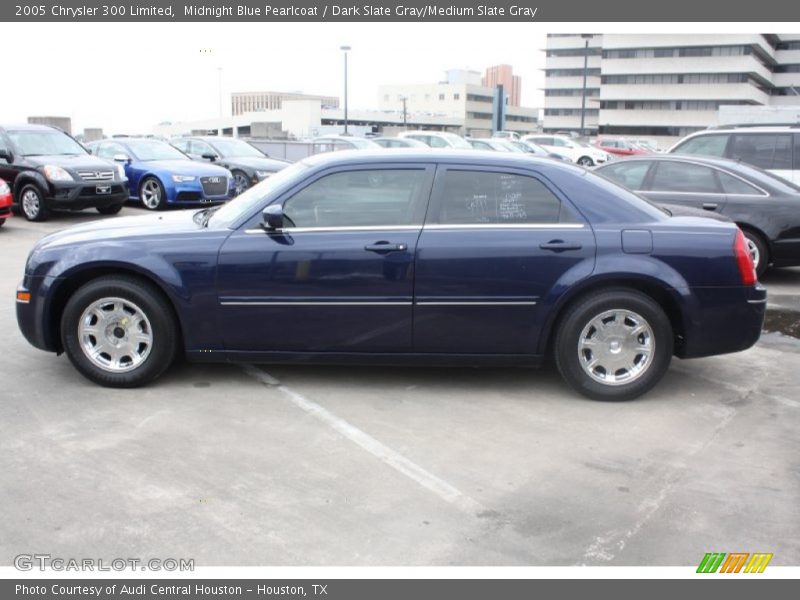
298,148,586,173
688,125,800,134
0,123,62,132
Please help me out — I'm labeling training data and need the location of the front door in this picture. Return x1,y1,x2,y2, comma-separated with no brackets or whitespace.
413,166,596,354
216,164,434,353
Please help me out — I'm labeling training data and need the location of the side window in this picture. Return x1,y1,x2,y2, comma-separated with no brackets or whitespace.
190,140,213,155
472,141,491,150
96,143,124,159
599,162,652,190
551,138,567,147
717,171,762,195
674,134,729,157
436,170,570,225
650,161,720,193
428,136,448,148
283,169,428,228
172,140,189,152
729,134,792,170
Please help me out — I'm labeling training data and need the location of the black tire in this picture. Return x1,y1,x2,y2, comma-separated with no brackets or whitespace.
577,156,595,167
742,229,769,278
0,218,5,227
554,289,673,401
61,276,180,388
18,183,50,222
139,177,166,211
97,204,123,215
231,169,251,196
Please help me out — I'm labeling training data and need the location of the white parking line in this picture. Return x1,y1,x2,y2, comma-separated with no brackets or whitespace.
240,364,485,515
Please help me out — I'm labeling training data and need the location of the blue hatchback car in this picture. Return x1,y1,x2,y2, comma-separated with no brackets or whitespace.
87,138,234,210
16,150,766,400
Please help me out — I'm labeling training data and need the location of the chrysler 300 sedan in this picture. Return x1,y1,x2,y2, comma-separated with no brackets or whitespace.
16,150,766,401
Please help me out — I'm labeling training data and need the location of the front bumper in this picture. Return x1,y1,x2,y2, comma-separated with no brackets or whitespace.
16,276,58,353
49,180,128,210
677,283,767,359
169,178,234,204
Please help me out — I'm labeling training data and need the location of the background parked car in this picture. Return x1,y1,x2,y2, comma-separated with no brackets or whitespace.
596,154,800,275
668,125,800,184
0,124,127,221
311,135,382,154
397,131,473,149
88,138,234,210
593,137,651,157
0,177,11,227
372,137,429,149
522,134,610,166
509,140,573,162
171,136,289,195
466,137,517,152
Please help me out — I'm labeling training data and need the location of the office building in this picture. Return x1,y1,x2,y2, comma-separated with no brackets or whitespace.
232,91,339,116
483,64,522,107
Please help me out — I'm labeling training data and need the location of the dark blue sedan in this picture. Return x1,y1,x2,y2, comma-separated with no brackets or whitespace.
87,138,234,210
16,150,766,400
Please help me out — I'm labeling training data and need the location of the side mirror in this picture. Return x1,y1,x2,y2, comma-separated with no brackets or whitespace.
201,152,218,161
261,204,284,231
0,149,12,163
113,153,131,164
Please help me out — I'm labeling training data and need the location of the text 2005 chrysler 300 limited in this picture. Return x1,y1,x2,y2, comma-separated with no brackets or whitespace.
16,150,766,401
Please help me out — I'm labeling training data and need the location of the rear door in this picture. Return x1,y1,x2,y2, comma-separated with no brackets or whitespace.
641,160,727,213
413,165,595,355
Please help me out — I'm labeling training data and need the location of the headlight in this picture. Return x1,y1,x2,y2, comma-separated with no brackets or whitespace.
115,164,127,180
42,165,73,182
255,171,272,179
171,175,196,183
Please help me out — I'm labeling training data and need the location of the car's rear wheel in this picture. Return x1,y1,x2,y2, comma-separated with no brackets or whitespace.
61,276,179,387
19,184,49,222
742,230,768,277
140,177,166,211
577,156,595,167
97,204,123,215
554,289,673,401
0,218,5,227
231,170,251,196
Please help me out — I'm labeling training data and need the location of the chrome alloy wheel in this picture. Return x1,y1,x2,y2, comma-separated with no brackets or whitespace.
578,309,654,386
21,189,41,218
141,179,162,209
746,238,760,270
232,172,250,195
78,297,153,373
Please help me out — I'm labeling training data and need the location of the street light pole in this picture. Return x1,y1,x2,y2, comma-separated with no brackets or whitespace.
217,67,223,121
580,34,593,138
401,96,408,128
340,45,351,135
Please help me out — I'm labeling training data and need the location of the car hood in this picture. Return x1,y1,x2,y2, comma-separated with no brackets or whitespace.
140,160,231,177
34,210,204,251
24,154,115,171
222,156,289,172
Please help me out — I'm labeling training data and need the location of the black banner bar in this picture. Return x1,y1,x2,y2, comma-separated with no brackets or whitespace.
3,0,800,22
3,579,800,600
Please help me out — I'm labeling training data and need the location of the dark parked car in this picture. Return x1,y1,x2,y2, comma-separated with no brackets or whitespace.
0,124,128,221
87,138,234,210
16,150,764,401
171,136,289,195
596,155,800,276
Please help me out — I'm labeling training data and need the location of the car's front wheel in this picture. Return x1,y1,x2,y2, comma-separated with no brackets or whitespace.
19,184,49,222
61,276,179,387
554,289,673,401
140,177,166,210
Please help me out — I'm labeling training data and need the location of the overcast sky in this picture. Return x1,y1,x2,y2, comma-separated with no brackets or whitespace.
3,22,546,135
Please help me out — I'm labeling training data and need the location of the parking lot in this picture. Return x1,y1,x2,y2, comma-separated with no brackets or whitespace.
1,207,798,567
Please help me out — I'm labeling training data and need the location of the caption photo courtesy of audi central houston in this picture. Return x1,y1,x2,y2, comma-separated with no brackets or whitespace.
0,2,799,593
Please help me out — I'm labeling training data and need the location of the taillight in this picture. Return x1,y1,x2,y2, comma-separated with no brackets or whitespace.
734,228,757,286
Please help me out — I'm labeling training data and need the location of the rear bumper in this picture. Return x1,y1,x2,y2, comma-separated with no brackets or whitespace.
677,284,767,359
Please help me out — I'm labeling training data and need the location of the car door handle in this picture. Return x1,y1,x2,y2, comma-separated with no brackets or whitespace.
702,202,719,211
364,241,408,253
539,240,583,252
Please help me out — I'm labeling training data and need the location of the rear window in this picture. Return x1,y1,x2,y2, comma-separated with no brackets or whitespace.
673,134,729,157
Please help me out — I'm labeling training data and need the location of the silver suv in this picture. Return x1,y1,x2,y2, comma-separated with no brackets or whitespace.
669,125,800,184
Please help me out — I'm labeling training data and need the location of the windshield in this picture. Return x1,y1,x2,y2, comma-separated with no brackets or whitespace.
126,140,188,161
208,138,265,158
207,161,310,229
8,130,87,156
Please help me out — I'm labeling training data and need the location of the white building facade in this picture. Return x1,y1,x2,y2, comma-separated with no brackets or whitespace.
544,34,800,144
